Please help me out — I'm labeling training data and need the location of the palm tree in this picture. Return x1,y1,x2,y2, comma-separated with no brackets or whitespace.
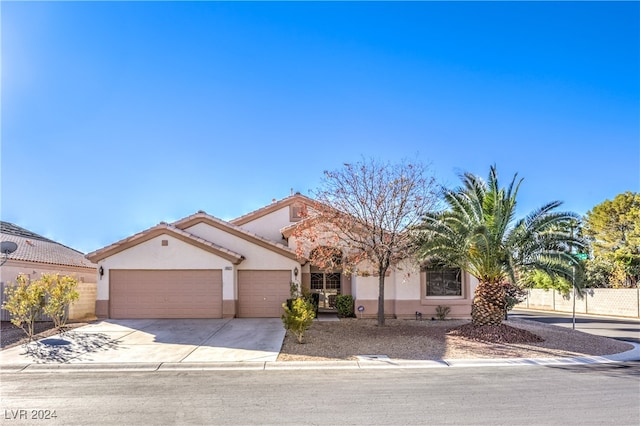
415,165,583,326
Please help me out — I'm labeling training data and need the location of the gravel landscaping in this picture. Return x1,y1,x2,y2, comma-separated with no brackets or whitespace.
2,317,633,362
1,321,90,350
277,317,633,361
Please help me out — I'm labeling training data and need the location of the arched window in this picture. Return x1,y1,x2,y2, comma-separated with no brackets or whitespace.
309,246,342,270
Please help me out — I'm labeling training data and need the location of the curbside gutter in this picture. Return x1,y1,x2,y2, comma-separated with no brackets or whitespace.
3,342,638,373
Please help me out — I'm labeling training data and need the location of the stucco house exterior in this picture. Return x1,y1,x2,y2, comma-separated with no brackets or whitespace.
0,221,98,321
86,194,477,319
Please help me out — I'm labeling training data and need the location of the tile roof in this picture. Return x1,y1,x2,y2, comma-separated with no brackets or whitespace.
230,193,316,226
0,221,96,269
173,211,301,261
85,222,245,264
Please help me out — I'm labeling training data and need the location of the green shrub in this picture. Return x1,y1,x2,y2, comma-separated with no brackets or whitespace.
435,305,450,320
289,281,302,299
2,274,47,341
281,297,316,344
41,273,79,332
335,294,355,318
2,273,80,341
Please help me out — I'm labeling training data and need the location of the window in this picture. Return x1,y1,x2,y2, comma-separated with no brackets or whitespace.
425,268,462,297
310,272,341,291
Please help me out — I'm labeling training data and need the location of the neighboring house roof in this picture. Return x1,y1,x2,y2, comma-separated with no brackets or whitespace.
0,221,96,269
230,193,316,226
85,222,245,264
173,211,301,261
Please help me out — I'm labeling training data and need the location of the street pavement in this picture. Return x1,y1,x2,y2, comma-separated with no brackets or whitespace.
2,364,639,425
511,309,640,343
1,315,639,372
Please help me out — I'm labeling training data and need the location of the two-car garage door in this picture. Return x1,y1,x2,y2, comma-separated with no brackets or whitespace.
109,269,290,319
110,270,222,319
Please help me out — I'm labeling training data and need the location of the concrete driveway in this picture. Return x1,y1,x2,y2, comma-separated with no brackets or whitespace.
0,318,286,366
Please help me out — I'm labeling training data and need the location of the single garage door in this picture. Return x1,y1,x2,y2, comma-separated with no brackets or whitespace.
237,270,291,318
110,269,222,319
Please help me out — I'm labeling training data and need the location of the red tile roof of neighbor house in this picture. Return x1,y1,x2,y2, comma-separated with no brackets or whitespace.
0,221,96,269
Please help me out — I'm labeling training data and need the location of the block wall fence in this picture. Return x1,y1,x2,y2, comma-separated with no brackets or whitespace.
517,288,640,318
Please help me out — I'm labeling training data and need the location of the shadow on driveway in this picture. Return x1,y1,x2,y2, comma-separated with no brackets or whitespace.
0,319,286,365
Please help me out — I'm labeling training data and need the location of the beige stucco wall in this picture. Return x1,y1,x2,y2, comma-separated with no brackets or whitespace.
95,234,235,302
185,223,300,271
0,260,96,288
236,206,293,243
0,260,97,321
352,263,477,319
393,260,422,300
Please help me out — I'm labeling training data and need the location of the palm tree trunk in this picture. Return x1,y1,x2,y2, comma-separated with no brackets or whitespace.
471,281,506,326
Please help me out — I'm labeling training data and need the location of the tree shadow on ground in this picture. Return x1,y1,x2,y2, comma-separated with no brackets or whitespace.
20,332,119,363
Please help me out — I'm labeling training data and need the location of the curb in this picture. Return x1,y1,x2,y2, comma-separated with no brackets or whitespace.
3,342,638,373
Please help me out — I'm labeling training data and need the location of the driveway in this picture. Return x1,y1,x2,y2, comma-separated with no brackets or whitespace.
0,318,286,366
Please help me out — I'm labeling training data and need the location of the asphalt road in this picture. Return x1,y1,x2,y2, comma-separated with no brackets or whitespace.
510,309,640,343
2,364,639,425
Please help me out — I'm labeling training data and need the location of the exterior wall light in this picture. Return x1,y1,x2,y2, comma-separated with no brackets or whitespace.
293,267,299,278
99,266,104,278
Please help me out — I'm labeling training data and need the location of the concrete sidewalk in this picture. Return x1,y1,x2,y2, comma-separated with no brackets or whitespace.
2,317,640,373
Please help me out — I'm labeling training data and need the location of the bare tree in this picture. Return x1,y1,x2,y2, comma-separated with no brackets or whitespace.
291,158,439,326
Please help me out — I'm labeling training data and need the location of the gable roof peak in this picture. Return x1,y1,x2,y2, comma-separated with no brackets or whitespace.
230,193,316,226
173,210,301,261
85,221,245,264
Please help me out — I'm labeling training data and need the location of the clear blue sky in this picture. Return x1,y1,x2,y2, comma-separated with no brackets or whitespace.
2,1,639,254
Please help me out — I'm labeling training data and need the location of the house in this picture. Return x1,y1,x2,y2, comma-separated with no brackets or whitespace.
86,194,477,319
0,221,98,321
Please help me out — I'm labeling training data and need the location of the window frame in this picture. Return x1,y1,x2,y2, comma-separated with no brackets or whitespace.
422,266,464,299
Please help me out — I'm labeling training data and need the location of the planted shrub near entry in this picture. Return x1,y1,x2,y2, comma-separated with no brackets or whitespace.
435,305,451,320
335,295,355,318
281,298,316,344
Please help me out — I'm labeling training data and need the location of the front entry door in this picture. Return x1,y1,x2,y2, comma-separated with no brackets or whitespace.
310,272,341,309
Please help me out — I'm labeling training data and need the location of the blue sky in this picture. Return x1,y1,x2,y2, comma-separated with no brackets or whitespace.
2,1,638,254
